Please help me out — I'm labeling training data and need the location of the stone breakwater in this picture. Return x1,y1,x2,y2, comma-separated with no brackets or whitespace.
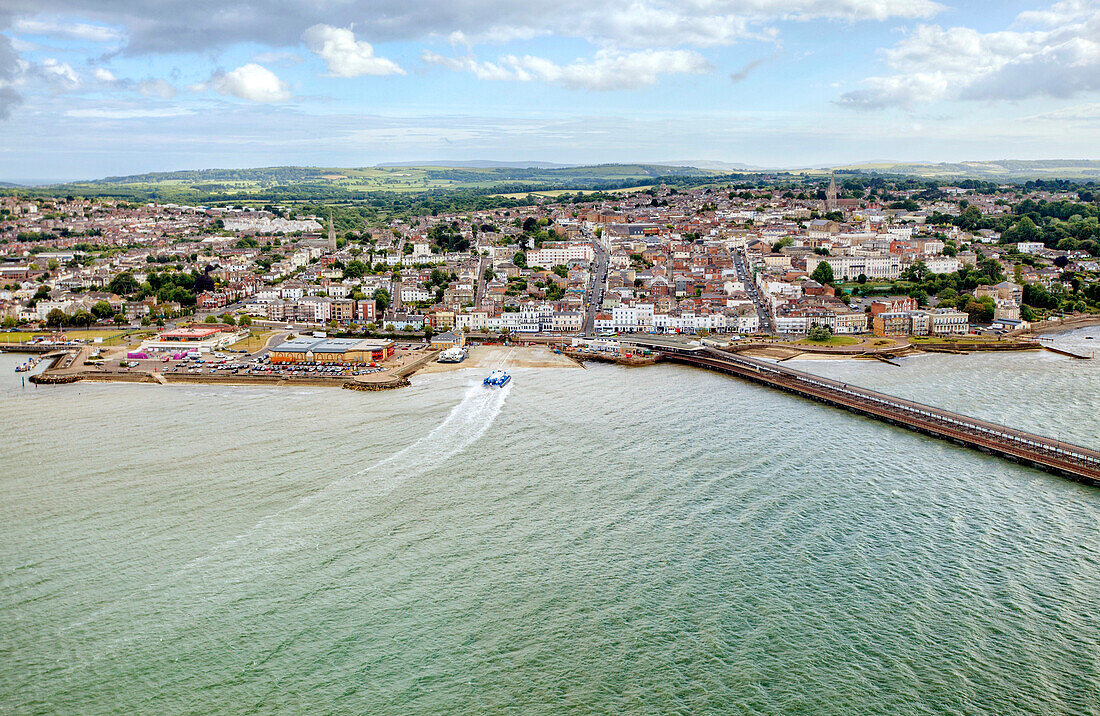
30,373,82,385
342,377,411,391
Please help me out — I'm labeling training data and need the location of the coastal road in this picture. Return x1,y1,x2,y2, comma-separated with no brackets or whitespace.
583,239,609,335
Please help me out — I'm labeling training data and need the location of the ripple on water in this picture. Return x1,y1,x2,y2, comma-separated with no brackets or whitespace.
0,343,1098,714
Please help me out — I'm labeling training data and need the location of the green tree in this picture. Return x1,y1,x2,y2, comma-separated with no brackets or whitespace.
108,272,140,296
513,251,527,268
222,314,236,326
239,314,252,327
905,261,930,283
1008,216,1042,244
204,315,218,324
343,260,368,279
46,308,66,329
70,310,94,328
373,287,391,313
963,297,994,323
91,300,114,320
811,260,834,286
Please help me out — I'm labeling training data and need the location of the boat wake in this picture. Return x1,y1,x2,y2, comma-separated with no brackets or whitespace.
61,378,514,636
319,377,512,499
194,377,512,562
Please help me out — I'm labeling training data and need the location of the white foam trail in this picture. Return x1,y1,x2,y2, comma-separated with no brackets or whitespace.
62,377,514,635
188,377,512,566
315,378,512,499
55,378,510,646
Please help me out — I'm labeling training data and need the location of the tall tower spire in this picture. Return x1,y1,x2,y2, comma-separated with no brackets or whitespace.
825,173,838,213
327,210,336,252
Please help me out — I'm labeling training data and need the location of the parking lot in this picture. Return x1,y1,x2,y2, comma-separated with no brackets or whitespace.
99,341,430,379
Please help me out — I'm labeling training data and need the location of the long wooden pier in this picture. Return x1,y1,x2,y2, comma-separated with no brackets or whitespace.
630,339,1100,486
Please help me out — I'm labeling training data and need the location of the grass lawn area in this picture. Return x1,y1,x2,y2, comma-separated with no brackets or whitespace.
794,335,862,347
0,329,145,345
908,334,999,343
228,330,276,353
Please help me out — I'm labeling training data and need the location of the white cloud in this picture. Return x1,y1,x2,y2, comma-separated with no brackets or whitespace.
12,18,123,43
0,0,943,55
37,58,81,91
840,0,1100,108
210,63,291,102
447,27,547,48
93,67,116,82
65,107,193,119
138,79,176,99
423,48,710,90
302,25,404,77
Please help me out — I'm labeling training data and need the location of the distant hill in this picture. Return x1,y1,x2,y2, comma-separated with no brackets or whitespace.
5,160,1097,205
376,160,577,169
832,159,1100,180
657,160,766,172
6,163,714,205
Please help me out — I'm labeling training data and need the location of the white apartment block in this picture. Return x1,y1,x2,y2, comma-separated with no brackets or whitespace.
823,254,902,280
528,243,595,267
924,257,961,274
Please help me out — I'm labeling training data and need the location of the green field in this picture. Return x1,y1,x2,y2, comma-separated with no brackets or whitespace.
832,159,1100,180
0,329,148,346
493,184,657,199
794,335,862,347
228,330,277,353
6,164,713,205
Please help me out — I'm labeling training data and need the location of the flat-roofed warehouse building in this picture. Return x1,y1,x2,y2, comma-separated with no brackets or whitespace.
268,337,395,364
142,326,243,353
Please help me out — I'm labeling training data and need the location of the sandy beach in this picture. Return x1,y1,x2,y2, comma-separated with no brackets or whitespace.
418,344,580,374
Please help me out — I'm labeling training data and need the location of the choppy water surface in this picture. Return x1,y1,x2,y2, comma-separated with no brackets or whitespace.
2,328,1099,714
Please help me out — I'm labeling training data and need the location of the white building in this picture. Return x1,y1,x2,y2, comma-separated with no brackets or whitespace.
924,257,961,274
528,242,595,267
823,253,902,280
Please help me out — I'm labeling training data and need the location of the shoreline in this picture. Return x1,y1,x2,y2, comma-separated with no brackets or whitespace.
29,344,579,389
24,325,1095,388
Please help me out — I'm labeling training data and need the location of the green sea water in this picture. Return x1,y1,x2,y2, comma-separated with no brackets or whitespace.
1,328,1098,714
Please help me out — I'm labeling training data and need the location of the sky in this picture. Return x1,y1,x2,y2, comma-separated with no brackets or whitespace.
0,0,1098,183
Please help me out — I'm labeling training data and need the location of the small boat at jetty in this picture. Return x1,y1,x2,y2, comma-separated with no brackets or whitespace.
483,370,510,387
14,358,38,373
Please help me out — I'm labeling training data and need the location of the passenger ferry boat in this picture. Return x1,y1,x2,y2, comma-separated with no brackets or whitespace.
483,370,511,387
437,346,468,363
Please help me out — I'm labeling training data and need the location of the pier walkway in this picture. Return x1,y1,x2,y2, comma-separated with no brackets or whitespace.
627,337,1100,486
